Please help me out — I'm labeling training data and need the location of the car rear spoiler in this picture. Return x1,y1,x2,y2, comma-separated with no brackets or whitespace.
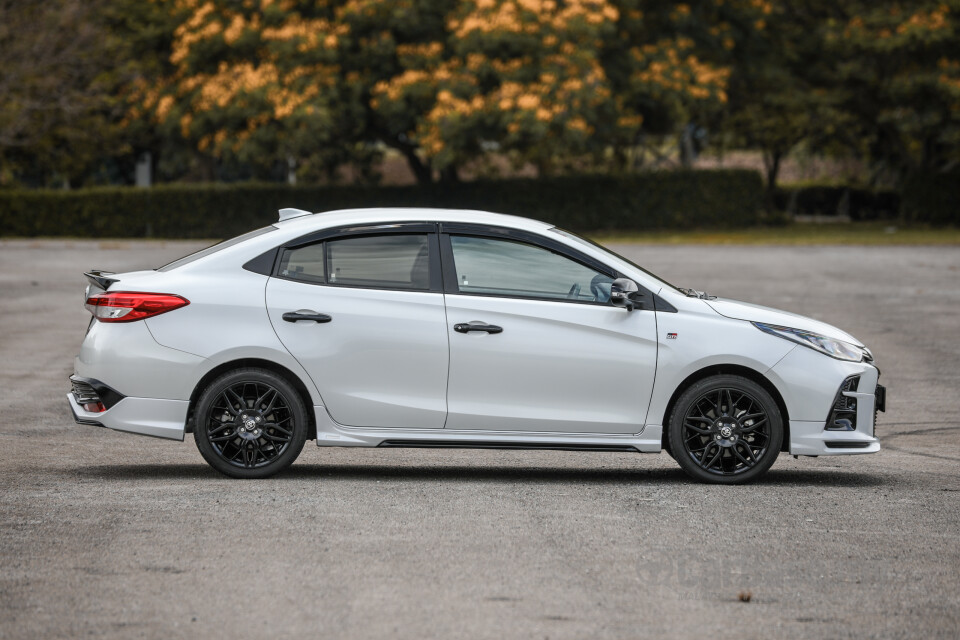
84,270,119,291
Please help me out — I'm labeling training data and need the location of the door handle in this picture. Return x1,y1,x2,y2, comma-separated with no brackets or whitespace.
454,322,503,334
282,310,332,323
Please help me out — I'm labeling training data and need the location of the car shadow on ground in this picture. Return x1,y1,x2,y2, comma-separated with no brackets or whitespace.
69,463,886,487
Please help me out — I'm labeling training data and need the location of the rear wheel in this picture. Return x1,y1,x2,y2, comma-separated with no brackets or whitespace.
668,375,782,484
194,368,308,479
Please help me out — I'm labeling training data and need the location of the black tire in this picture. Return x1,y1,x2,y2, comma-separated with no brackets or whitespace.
668,375,782,484
194,367,308,479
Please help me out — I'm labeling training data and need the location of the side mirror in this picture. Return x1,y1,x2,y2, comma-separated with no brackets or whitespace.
611,278,644,311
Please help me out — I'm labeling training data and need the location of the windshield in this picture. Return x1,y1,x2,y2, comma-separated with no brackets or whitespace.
550,227,679,292
158,226,277,271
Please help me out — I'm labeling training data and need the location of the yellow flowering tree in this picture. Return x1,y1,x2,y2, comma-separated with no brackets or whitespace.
140,0,736,182
135,0,353,179
370,0,732,176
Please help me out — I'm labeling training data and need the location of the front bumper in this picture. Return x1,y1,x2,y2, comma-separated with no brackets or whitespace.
789,374,885,456
768,345,884,456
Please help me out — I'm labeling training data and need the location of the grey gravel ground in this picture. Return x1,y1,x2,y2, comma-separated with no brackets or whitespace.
0,238,958,639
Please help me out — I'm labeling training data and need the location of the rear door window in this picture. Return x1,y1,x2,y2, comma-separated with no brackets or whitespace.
278,234,432,291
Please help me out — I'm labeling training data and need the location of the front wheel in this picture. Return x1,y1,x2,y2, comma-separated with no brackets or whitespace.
194,368,308,479
668,375,783,484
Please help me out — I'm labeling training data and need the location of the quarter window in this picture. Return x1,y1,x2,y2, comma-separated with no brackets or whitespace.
449,235,612,302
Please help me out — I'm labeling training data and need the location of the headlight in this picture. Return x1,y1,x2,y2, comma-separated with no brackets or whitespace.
752,322,865,362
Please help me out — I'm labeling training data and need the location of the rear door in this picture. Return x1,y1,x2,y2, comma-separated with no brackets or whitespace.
266,224,449,429
440,226,658,434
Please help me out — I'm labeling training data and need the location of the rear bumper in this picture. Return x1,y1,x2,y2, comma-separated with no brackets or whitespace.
67,392,187,441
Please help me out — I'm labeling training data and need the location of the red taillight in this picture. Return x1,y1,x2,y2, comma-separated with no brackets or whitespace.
84,292,189,323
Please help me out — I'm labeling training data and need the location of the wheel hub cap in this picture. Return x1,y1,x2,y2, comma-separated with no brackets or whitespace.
712,418,741,447
236,411,263,440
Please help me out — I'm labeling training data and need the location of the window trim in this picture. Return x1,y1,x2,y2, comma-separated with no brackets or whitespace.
163,226,277,272
271,223,443,293
438,223,638,307
286,221,436,249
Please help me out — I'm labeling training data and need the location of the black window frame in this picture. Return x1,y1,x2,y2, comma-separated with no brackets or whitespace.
251,220,658,307
438,223,646,307
266,222,444,293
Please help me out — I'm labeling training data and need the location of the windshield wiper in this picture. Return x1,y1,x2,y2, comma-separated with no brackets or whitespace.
678,287,716,300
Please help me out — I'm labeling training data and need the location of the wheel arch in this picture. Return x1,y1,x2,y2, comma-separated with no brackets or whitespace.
186,358,317,440
660,364,791,453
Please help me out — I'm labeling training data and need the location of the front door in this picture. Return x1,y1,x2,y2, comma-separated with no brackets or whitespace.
442,231,658,434
266,230,449,429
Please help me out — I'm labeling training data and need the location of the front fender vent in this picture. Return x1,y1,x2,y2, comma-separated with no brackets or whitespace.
825,375,860,431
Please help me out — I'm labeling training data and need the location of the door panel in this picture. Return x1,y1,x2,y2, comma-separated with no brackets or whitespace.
266,279,449,429
445,294,657,433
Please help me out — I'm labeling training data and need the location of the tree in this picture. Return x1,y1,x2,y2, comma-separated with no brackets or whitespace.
364,0,733,177
134,0,357,181
824,1,960,183
0,0,121,186
717,0,844,189
142,0,734,183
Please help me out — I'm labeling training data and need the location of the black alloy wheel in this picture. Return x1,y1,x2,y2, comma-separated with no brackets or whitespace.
194,368,308,479
668,375,783,484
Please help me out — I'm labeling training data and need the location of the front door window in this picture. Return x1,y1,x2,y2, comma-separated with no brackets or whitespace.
449,235,613,303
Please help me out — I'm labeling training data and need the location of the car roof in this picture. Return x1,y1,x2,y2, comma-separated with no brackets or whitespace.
273,207,555,234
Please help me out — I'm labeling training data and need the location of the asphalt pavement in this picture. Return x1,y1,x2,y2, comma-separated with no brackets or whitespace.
0,238,958,639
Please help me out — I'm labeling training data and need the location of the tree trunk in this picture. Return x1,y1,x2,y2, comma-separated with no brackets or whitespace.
400,146,433,185
535,156,552,178
370,125,434,185
439,164,459,184
679,127,696,167
762,149,783,191
199,154,216,182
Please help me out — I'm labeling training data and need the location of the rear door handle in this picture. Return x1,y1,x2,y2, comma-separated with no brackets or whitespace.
454,322,503,334
282,310,332,323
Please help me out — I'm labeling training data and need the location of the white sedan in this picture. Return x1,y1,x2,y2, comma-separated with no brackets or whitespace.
68,208,885,483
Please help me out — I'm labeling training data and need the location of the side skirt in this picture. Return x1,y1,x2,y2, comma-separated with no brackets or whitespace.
312,406,664,453
379,440,639,452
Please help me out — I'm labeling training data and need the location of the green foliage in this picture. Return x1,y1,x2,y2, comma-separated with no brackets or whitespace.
823,1,960,180
0,0,120,186
720,1,846,188
900,172,960,225
0,170,763,238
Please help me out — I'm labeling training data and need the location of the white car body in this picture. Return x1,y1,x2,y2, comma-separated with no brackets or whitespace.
68,208,884,481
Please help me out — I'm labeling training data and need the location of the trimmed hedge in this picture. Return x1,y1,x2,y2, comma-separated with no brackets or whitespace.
0,170,763,238
901,172,960,225
772,185,900,221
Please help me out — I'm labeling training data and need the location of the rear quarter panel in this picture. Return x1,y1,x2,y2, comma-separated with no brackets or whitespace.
136,266,325,406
